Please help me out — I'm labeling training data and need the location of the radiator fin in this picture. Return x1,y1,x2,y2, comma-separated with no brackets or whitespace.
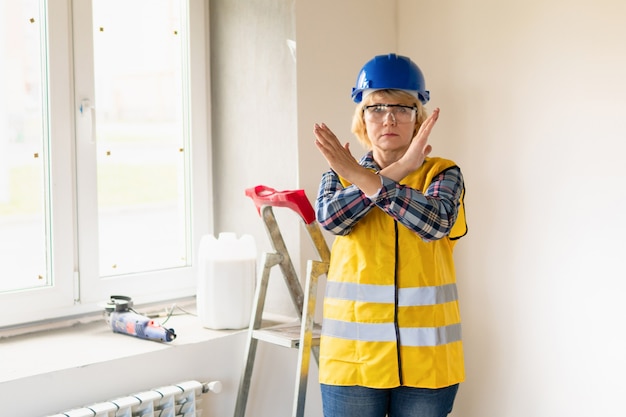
46,380,214,417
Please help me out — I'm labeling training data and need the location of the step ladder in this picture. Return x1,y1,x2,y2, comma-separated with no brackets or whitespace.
234,185,330,417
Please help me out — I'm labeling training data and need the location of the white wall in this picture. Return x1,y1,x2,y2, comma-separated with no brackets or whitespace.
209,0,302,318
396,1,626,416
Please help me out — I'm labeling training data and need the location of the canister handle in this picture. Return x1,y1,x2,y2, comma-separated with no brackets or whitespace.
245,185,316,224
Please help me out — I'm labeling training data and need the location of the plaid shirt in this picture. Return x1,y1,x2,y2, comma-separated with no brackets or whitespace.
315,151,464,241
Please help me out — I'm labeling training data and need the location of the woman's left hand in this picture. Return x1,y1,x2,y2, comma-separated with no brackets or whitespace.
400,107,439,171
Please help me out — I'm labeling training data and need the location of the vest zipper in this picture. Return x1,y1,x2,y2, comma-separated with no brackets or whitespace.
393,220,403,385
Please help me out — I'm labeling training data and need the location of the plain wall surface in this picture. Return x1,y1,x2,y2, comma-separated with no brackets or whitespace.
209,0,301,318
395,1,626,416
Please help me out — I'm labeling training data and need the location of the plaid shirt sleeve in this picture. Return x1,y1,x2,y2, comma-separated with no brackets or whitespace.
315,168,377,236
374,166,464,241
315,153,464,241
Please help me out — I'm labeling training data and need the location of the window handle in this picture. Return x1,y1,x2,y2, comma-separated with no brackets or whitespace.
79,99,96,143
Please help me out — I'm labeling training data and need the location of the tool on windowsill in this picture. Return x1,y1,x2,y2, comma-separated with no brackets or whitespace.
104,295,177,342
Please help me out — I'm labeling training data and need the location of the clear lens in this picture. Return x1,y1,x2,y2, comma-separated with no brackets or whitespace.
364,104,417,123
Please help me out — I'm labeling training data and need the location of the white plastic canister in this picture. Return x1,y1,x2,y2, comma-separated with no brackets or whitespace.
196,232,257,329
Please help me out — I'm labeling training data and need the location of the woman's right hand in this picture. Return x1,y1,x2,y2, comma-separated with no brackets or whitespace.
313,123,382,196
313,123,359,178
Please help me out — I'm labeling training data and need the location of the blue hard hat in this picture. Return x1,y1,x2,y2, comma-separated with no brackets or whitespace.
351,53,430,105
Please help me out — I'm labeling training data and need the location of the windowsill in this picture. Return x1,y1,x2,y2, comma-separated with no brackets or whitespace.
0,303,241,384
0,301,296,384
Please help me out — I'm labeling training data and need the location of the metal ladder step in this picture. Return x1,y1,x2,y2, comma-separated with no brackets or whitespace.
252,322,322,348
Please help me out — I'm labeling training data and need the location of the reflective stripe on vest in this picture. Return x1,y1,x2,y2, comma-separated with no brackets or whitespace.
322,318,462,347
325,281,459,306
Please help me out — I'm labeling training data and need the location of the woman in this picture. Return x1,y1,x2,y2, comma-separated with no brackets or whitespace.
313,53,468,417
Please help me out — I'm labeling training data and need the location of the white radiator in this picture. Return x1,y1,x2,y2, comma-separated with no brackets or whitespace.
45,380,222,417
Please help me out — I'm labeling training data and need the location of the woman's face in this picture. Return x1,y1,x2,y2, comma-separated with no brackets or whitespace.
364,95,417,159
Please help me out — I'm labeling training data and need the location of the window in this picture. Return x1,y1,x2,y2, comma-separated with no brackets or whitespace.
0,0,211,328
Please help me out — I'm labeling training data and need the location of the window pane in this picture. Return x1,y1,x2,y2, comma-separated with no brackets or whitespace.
92,0,190,277
0,1,50,293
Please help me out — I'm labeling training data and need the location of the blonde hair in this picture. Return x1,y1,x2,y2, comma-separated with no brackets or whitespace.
351,89,428,150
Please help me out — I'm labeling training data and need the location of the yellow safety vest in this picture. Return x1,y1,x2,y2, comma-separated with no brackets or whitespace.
319,157,467,389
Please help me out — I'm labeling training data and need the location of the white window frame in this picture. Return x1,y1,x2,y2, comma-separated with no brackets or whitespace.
0,0,212,328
